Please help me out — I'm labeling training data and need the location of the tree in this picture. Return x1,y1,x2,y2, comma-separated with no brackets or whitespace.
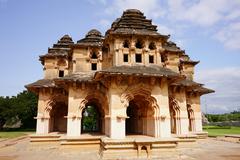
0,90,37,130
14,90,38,128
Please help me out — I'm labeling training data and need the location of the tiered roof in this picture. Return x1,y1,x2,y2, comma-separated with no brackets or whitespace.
39,35,73,63
76,29,104,47
106,9,168,38
163,41,184,53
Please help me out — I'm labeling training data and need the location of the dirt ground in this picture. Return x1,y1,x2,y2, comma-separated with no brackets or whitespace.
0,137,239,160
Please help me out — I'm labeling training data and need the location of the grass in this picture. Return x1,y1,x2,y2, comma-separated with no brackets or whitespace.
203,125,240,137
0,129,35,139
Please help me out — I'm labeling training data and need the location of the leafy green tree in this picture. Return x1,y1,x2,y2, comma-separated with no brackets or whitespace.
82,106,99,132
0,90,37,130
14,91,38,128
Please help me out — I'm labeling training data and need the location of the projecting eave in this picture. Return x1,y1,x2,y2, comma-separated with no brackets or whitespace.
25,79,57,93
170,79,203,88
54,72,95,84
187,86,215,96
180,60,200,66
94,65,183,80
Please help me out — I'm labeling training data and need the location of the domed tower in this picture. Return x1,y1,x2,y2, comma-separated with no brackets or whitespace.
104,9,169,67
71,29,104,72
39,35,73,79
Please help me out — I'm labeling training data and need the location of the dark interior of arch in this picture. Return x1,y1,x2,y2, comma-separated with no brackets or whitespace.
149,42,156,50
123,40,130,48
135,40,143,49
49,101,68,133
91,52,98,59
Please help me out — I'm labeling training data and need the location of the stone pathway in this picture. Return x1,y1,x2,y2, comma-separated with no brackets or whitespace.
0,137,239,160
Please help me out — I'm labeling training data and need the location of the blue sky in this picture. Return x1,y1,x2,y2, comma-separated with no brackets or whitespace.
0,0,240,114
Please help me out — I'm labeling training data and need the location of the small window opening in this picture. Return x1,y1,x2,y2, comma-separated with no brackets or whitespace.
141,146,147,151
135,40,143,49
149,55,154,63
135,54,142,63
161,54,166,63
149,42,156,50
123,54,128,62
59,70,64,77
91,52,98,59
91,63,97,70
123,40,130,48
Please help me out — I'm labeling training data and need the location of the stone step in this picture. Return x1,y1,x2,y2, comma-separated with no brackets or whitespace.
30,134,61,142
152,143,177,148
193,132,208,139
176,138,196,142
61,140,100,145
30,138,60,142
60,136,101,146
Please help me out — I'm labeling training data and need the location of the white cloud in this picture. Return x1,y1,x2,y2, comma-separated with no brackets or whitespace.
225,10,240,21
156,24,173,35
97,0,240,51
99,19,111,30
196,67,240,113
167,0,239,27
104,0,165,19
214,22,240,50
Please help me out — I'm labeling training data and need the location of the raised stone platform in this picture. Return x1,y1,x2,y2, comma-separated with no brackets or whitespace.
100,135,178,159
29,133,209,159
193,131,208,139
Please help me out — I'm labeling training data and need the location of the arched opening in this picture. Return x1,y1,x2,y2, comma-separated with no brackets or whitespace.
126,95,155,136
169,106,177,134
91,52,98,59
123,40,130,48
187,104,195,132
148,42,156,50
169,97,180,134
135,39,144,49
49,101,68,133
81,100,104,134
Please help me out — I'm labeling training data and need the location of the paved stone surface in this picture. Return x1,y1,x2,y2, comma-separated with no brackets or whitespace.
0,137,239,160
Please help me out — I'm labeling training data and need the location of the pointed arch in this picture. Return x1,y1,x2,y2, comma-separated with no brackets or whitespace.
121,84,160,137
78,91,109,134
169,97,181,134
123,39,130,48
44,93,68,133
135,39,144,49
187,104,195,132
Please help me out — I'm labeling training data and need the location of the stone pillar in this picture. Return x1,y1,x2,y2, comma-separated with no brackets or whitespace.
104,117,110,137
179,113,189,135
109,117,126,139
187,94,202,133
152,79,171,138
67,117,81,136
108,88,126,139
178,92,189,135
194,112,202,132
36,116,50,134
66,87,85,137
35,91,51,134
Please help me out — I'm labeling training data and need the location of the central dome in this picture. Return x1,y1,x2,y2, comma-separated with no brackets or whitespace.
86,29,102,38
105,8,165,37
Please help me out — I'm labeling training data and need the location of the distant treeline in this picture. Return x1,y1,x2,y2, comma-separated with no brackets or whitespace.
0,90,37,130
206,111,240,122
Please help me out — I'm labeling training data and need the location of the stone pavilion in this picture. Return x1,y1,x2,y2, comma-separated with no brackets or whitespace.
26,9,214,158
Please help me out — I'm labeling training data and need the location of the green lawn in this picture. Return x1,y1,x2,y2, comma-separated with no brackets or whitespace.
203,126,240,137
0,129,34,139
